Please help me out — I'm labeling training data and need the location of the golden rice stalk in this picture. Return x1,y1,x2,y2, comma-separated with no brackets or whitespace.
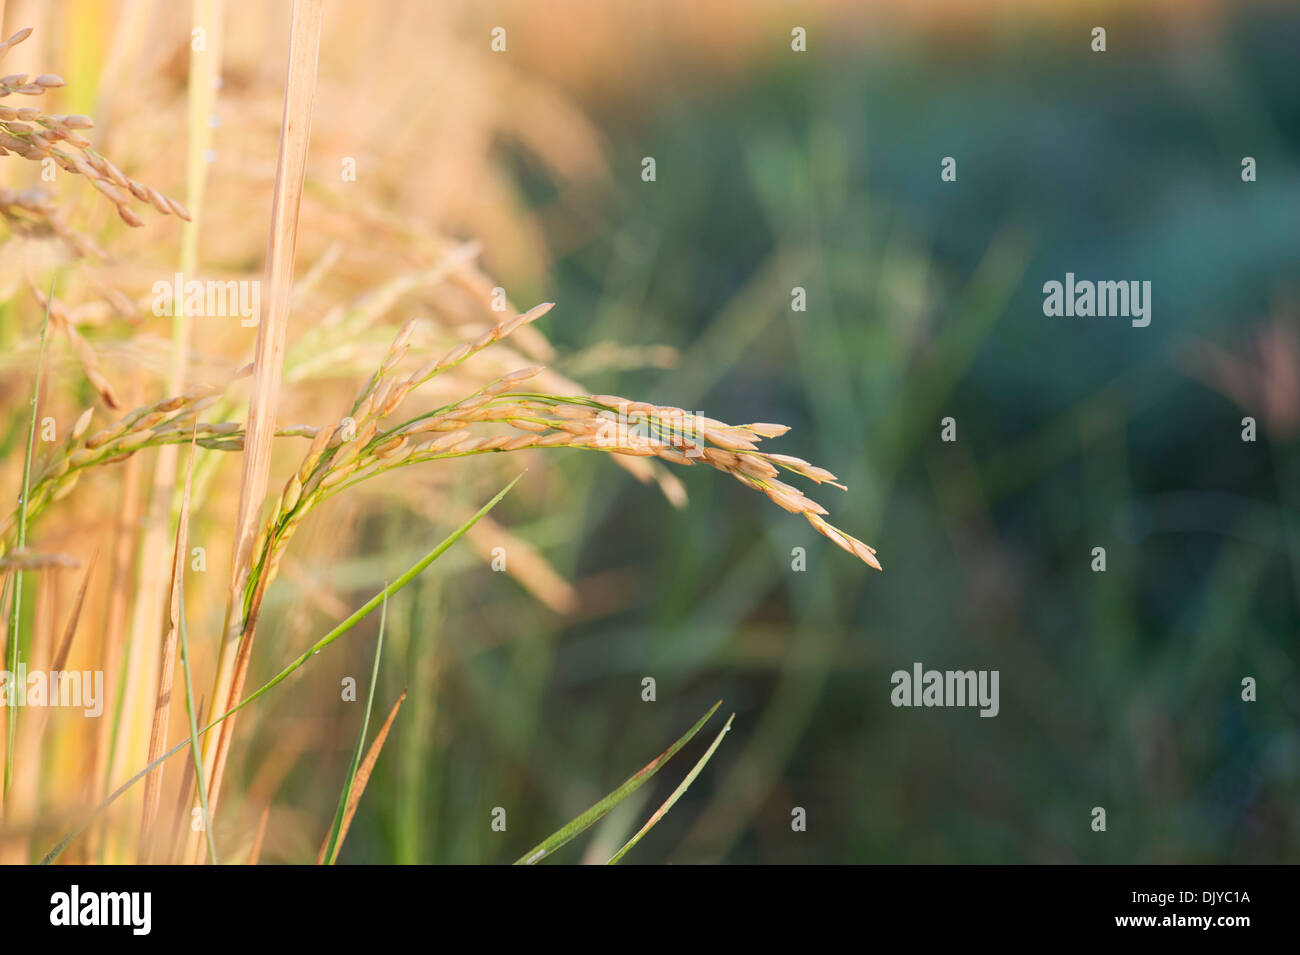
0,186,107,258
0,27,189,227
28,281,120,408
193,0,325,863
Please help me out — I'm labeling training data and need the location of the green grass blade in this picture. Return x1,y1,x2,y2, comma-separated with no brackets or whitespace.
322,593,387,865
178,576,217,865
163,430,216,864
5,279,52,795
514,700,722,865
39,472,523,864
607,712,734,864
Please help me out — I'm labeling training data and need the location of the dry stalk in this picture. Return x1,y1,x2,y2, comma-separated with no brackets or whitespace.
191,0,324,863
138,433,197,862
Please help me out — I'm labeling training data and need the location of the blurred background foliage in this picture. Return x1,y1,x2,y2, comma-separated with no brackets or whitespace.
7,0,1297,863
416,0,1299,864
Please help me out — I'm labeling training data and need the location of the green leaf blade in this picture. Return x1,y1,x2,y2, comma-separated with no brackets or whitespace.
39,472,523,865
5,278,52,795
607,713,734,864
322,594,387,865
514,700,722,865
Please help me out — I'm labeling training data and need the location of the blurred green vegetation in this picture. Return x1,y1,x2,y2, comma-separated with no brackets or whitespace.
274,5,1299,863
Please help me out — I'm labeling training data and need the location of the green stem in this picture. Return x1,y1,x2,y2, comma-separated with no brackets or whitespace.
178,570,217,865
4,277,52,795
322,594,386,865
39,472,522,864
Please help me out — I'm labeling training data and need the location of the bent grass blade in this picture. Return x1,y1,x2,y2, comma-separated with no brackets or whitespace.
514,700,722,865
607,712,734,864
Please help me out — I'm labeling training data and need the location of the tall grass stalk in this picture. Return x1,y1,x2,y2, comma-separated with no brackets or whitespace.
178,570,217,865
192,0,323,862
114,0,225,865
138,432,206,862
3,281,51,798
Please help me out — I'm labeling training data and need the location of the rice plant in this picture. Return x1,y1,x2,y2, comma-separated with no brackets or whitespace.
0,11,878,866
